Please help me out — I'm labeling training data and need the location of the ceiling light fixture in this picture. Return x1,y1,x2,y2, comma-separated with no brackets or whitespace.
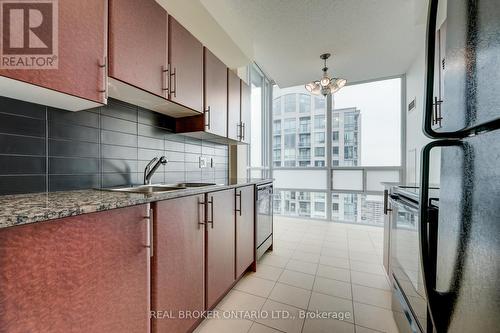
305,53,346,96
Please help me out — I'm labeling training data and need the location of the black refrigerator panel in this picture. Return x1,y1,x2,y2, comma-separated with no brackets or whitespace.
428,0,500,136
435,129,500,332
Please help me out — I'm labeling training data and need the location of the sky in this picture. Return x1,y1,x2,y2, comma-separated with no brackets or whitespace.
333,78,402,166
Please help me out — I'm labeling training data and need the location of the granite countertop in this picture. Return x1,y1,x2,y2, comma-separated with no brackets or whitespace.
0,178,273,229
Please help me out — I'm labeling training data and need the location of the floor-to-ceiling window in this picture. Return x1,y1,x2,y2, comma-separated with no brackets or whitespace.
272,77,403,226
248,64,272,178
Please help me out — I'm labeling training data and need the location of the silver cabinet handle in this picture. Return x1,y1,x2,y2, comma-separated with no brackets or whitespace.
162,64,169,95
242,122,246,141
235,190,242,216
198,198,206,227
204,106,211,129
170,66,177,97
433,96,443,126
98,56,108,101
145,207,154,257
237,122,242,140
207,196,214,228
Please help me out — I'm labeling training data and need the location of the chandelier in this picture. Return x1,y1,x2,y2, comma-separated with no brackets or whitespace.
305,53,346,96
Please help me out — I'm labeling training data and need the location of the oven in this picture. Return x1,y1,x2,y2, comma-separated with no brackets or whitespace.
256,182,273,260
389,190,437,333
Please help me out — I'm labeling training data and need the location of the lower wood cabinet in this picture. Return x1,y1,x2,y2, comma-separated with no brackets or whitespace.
206,189,236,309
152,195,205,333
235,185,255,278
0,205,150,333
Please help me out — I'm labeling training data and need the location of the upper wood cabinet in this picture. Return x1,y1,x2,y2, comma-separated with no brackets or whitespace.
227,69,242,141
0,0,106,111
108,0,168,98
240,81,252,144
0,205,150,332
169,17,203,113
204,48,228,137
235,185,255,278
206,189,236,309
152,195,205,333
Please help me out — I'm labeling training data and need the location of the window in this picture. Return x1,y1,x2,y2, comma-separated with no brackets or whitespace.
315,132,325,144
273,135,281,148
332,146,339,157
273,97,281,115
299,94,311,113
315,97,325,111
273,120,281,134
315,147,325,157
333,113,339,128
284,118,296,133
299,134,310,146
284,134,296,148
248,64,271,179
314,115,325,129
284,94,295,113
299,117,310,133
272,77,402,226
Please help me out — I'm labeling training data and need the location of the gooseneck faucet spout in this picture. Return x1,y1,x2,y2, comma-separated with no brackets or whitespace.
144,156,168,185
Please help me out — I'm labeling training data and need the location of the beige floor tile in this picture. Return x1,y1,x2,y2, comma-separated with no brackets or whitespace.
302,317,355,333
316,265,351,282
270,247,294,258
250,264,284,281
349,250,381,264
286,259,318,275
291,251,320,264
319,255,350,269
354,302,399,333
259,253,290,268
295,243,323,254
217,290,267,313
194,316,253,333
255,300,305,333
307,292,354,323
248,322,284,333
355,325,384,333
234,276,276,298
349,260,386,276
278,269,315,290
351,271,391,291
352,285,392,309
313,276,352,299
268,282,311,309
320,247,349,259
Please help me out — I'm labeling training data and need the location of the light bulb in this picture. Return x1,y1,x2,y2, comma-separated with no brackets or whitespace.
320,77,330,87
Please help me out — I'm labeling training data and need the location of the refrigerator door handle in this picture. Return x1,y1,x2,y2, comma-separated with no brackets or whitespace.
420,140,463,333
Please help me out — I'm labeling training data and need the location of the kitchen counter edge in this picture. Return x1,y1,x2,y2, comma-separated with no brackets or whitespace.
0,179,273,229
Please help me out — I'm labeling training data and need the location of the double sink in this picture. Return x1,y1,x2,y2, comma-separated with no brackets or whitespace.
103,182,217,194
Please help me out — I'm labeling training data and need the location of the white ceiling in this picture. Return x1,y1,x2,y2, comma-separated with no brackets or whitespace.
199,0,428,88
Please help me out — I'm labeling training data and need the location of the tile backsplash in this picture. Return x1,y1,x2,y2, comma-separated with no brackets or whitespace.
0,97,228,195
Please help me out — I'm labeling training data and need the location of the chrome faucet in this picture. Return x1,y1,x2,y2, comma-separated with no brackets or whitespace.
144,156,168,185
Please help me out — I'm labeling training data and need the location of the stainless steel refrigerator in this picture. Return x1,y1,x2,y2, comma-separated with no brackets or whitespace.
420,1,500,332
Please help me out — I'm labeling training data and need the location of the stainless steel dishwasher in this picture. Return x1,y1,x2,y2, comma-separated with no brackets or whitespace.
256,182,273,259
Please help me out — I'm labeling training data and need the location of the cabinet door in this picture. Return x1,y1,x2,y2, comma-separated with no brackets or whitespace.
227,70,241,141
235,185,255,278
204,48,228,137
169,17,203,113
0,205,150,333
206,189,236,309
0,0,106,104
240,81,251,144
152,195,205,333
109,0,168,97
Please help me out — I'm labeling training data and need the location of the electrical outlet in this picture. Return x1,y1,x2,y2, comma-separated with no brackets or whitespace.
199,156,207,168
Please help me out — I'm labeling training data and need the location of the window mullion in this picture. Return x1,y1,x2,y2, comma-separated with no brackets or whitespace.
326,94,333,221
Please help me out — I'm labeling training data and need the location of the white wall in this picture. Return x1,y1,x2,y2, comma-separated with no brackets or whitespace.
404,0,446,186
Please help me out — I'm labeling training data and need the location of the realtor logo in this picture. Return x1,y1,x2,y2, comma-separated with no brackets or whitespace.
0,0,58,69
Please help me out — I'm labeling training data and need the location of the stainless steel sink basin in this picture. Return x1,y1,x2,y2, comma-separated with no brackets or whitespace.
104,185,186,194
175,182,216,187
